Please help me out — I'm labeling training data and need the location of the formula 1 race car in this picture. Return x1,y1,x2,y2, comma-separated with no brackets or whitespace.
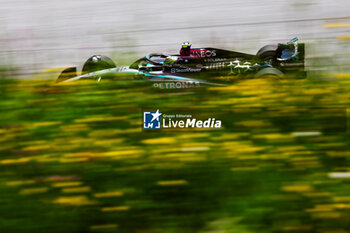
56,37,305,88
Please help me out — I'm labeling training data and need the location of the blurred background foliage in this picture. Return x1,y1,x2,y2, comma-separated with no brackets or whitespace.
0,77,350,233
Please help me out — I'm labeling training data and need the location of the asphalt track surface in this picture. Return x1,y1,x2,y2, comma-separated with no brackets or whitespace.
0,0,349,75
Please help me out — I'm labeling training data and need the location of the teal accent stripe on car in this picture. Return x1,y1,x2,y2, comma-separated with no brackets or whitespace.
143,72,200,82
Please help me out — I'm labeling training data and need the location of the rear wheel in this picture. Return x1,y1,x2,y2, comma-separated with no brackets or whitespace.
256,44,278,62
255,67,284,79
82,55,117,74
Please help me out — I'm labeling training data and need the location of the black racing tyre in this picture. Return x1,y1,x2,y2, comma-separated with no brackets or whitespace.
82,55,117,73
255,67,284,79
256,44,278,61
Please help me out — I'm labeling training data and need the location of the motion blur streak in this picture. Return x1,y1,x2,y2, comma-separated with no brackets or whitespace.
1,0,350,233
0,0,349,77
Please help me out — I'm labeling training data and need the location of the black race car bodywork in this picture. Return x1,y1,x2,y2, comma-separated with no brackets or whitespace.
57,37,306,88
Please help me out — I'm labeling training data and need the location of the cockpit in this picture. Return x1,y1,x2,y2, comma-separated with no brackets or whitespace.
129,53,168,71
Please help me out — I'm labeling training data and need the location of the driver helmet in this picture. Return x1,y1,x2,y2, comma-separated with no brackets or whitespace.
181,41,192,50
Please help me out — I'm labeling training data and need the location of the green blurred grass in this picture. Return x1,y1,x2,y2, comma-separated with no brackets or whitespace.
0,77,350,233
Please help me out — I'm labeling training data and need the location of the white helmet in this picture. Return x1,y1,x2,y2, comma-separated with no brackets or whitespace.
181,41,192,49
